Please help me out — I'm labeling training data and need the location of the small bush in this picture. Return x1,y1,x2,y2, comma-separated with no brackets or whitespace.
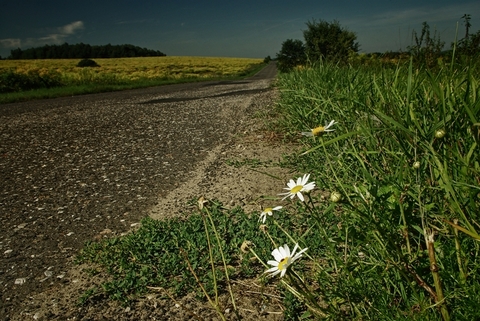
77,59,100,68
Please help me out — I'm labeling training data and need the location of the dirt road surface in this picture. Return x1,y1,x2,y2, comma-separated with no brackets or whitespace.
1,63,292,320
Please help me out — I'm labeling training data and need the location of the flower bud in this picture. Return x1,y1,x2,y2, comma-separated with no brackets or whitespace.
413,161,420,169
330,191,342,203
435,129,446,139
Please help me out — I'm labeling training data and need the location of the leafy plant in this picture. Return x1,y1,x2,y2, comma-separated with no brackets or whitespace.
455,14,480,59
407,21,445,68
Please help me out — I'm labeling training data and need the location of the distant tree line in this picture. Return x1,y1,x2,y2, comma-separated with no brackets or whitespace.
7,43,166,60
276,15,480,72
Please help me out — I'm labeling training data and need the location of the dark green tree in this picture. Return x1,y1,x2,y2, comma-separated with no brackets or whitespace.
303,19,359,63
276,39,306,72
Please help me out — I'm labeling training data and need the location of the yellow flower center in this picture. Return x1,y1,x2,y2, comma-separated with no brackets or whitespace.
290,185,303,194
263,207,273,212
312,126,325,136
278,257,290,271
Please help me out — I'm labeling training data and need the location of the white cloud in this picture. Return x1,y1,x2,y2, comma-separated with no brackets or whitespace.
59,21,84,35
0,21,85,50
0,38,22,48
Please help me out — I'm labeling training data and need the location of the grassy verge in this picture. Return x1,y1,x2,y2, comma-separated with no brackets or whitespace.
76,200,316,303
76,59,479,320
0,61,266,104
273,59,480,320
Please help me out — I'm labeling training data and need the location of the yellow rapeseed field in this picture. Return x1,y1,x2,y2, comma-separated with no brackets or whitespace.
0,56,264,81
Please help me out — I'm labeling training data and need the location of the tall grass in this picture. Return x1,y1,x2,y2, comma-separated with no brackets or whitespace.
275,60,480,319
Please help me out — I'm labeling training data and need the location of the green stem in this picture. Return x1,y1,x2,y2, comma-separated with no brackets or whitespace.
205,207,238,314
426,231,450,321
180,249,226,321
453,219,467,285
397,192,411,255
287,269,328,317
200,212,218,304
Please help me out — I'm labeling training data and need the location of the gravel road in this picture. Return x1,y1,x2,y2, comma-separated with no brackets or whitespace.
0,62,277,319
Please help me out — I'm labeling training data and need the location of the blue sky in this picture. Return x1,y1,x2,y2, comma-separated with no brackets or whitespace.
1,0,479,58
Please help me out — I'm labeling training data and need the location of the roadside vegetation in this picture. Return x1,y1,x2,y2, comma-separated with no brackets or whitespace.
76,51,480,319
8,16,480,320
0,56,265,103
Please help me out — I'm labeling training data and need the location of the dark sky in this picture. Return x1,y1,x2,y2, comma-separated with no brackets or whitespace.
1,0,479,58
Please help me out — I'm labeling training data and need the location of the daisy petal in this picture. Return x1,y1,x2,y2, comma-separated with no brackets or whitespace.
291,243,299,257
272,249,283,262
297,192,305,202
267,260,279,267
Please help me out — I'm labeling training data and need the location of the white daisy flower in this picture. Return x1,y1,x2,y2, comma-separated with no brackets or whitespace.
301,120,337,137
259,206,283,223
279,174,315,202
265,243,308,278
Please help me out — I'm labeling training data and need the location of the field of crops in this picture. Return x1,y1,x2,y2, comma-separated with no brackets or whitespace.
0,56,265,103
0,56,264,81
